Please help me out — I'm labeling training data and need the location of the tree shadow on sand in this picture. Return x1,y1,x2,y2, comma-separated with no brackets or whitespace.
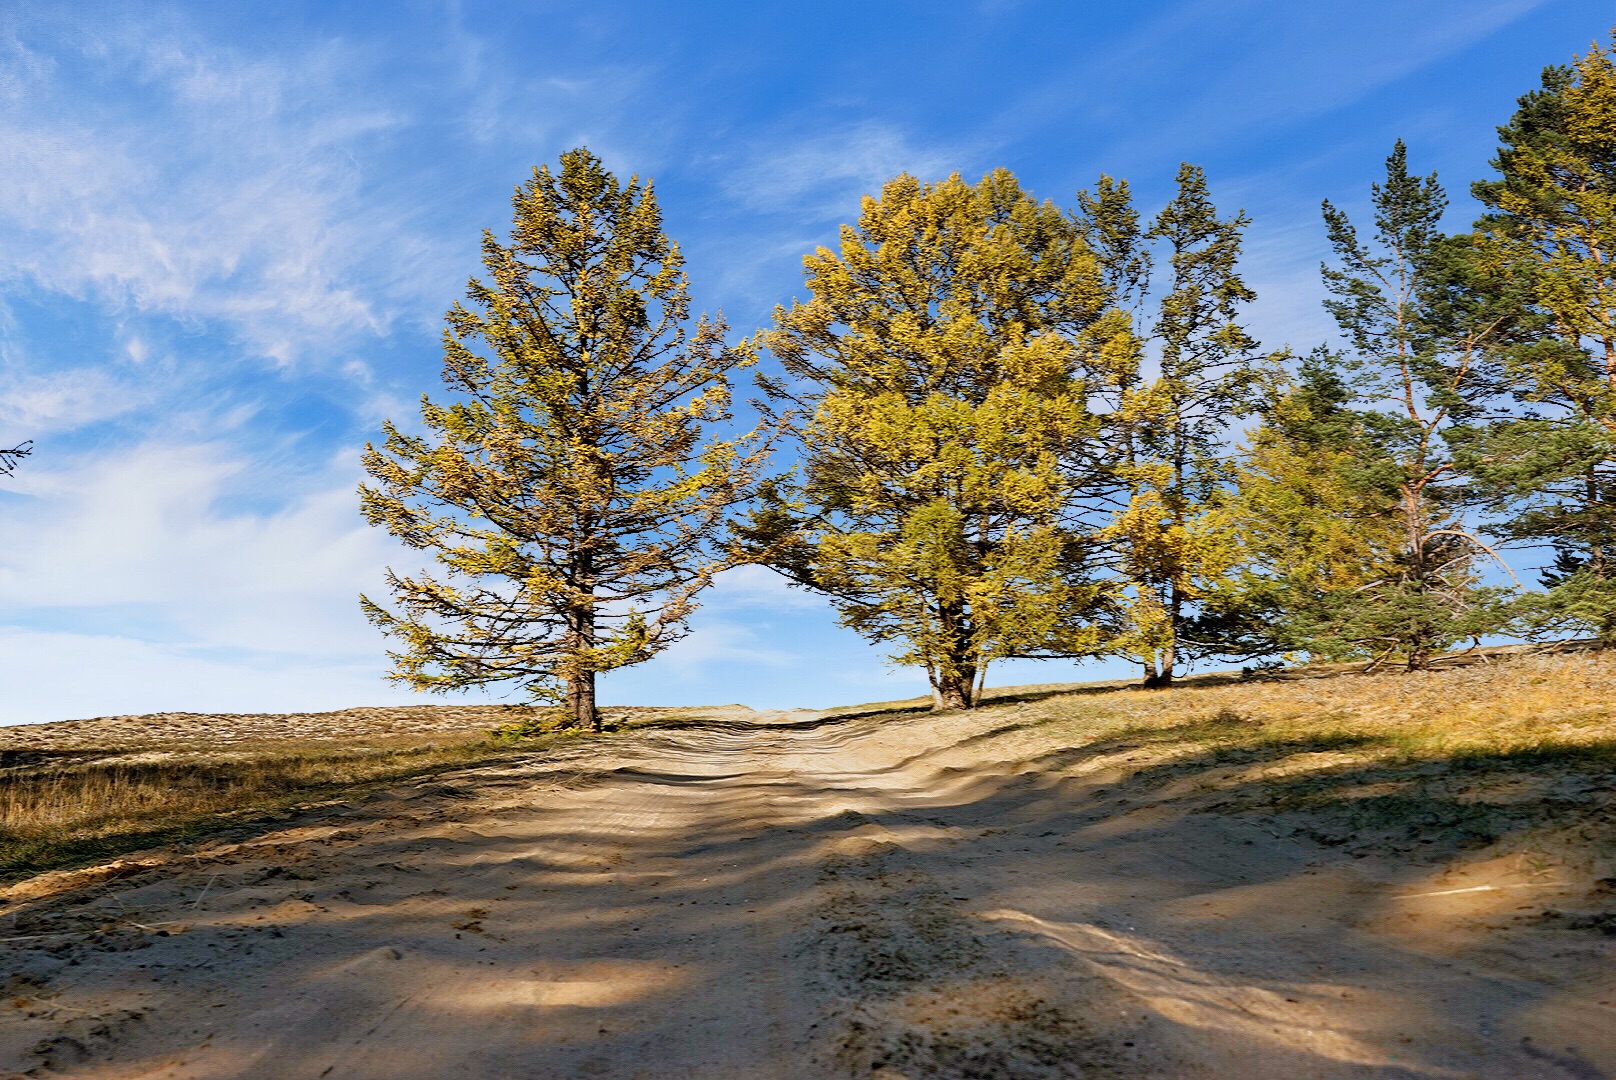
3,701,1614,1078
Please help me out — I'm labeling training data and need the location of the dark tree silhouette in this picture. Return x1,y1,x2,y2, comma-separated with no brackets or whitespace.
0,441,30,477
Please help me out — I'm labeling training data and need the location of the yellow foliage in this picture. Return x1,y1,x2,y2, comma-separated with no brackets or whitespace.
359,150,769,727
764,169,1113,707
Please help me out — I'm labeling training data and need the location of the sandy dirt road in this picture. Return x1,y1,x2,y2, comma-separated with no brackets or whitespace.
2,707,1612,1079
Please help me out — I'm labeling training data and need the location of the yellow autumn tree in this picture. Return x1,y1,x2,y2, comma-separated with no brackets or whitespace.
751,170,1114,709
359,149,767,730
1075,167,1265,686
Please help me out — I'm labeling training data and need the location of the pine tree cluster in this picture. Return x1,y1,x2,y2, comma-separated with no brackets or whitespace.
361,34,1616,722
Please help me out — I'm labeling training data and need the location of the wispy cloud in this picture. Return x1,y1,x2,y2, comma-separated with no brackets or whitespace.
720,120,960,218
0,441,406,657
985,0,1552,169
0,18,426,368
704,564,825,612
0,362,148,435
0,627,425,725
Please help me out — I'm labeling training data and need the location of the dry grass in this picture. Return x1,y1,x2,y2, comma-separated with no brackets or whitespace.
977,651,1616,766
0,703,743,883
910,651,1616,877
0,702,687,751
5,653,1614,887
0,735,537,881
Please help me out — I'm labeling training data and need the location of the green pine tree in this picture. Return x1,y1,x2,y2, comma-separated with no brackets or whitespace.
1212,349,1405,660
1461,32,1616,644
1313,142,1516,669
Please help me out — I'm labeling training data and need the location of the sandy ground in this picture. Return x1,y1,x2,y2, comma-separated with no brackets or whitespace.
1,706,1613,1079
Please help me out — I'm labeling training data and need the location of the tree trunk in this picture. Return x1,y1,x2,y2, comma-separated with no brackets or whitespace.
1153,589,1181,688
578,597,600,731
932,668,974,710
576,669,599,732
562,668,600,730
928,602,978,710
923,661,945,709
563,592,601,731
1142,651,1174,688
1404,482,1425,581
1143,637,1176,689
1406,603,1432,670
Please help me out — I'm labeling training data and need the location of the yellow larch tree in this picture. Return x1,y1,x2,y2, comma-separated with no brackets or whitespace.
1076,166,1266,686
751,169,1114,709
359,149,768,730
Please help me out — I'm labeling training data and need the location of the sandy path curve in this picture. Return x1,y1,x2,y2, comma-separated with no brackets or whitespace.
2,708,1611,1079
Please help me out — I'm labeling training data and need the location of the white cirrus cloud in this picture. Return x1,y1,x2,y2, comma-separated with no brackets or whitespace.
0,626,430,726
720,120,961,218
0,362,151,435
984,0,1552,166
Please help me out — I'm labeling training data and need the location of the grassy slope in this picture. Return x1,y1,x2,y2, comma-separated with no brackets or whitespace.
828,650,1616,915
953,654,1614,906
0,736,531,881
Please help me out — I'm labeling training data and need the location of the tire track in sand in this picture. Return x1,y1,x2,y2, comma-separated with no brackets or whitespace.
2,707,1610,1078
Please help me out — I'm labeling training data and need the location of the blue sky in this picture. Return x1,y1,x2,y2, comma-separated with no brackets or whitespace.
0,0,1607,724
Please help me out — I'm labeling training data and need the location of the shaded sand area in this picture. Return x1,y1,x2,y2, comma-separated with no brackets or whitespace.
2,666,1615,1078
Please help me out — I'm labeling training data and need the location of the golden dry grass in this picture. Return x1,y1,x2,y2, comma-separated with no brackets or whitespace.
0,704,745,883
0,733,562,882
890,651,1616,877
974,651,1616,766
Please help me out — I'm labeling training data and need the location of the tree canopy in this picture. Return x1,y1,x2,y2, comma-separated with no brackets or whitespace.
750,169,1114,708
360,148,767,729
360,30,1616,712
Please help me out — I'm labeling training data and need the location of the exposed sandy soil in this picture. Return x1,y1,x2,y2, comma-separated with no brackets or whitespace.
1,703,1612,1079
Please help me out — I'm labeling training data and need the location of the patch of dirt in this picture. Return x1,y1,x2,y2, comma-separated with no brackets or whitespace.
808,835,1137,1078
